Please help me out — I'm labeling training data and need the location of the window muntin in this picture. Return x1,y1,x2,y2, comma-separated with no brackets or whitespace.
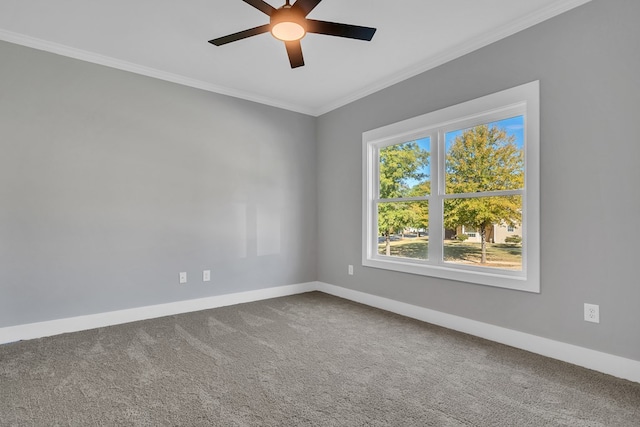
363,81,539,292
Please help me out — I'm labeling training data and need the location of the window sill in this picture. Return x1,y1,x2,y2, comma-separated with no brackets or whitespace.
362,256,539,293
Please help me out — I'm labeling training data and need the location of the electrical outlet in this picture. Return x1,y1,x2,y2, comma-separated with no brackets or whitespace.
584,303,599,323
348,265,354,275
179,272,187,284
203,270,211,282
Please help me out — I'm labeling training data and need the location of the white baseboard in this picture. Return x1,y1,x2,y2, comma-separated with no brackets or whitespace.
2,280,638,384
315,282,640,384
0,282,316,345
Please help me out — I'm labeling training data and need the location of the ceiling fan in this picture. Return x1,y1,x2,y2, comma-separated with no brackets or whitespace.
209,0,377,68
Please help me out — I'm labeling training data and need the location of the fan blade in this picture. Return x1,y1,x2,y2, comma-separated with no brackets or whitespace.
292,0,322,16
209,24,271,46
242,0,276,16
306,19,376,41
285,40,305,68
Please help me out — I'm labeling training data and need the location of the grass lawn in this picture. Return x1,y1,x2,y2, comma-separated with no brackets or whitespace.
378,237,522,270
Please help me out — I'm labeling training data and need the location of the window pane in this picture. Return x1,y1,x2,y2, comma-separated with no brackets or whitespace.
379,138,430,198
445,116,524,194
443,196,522,270
377,201,429,260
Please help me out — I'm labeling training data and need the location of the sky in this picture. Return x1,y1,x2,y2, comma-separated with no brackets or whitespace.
445,115,525,150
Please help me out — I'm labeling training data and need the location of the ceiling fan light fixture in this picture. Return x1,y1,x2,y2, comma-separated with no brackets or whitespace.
271,21,306,41
270,6,307,42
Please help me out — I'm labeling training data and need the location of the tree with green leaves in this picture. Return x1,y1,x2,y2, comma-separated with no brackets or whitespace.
407,182,430,237
378,142,429,255
444,124,523,264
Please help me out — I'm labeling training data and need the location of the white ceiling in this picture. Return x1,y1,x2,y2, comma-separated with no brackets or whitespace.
0,0,590,116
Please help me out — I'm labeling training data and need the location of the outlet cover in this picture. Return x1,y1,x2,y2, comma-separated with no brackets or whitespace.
203,270,211,282
179,272,187,284
348,265,354,275
584,303,599,323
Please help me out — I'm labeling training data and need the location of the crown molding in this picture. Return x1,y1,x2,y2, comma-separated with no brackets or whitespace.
314,0,592,116
0,0,591,117
0,29,316,116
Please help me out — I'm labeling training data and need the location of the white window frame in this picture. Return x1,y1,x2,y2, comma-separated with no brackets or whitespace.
362,81,540,293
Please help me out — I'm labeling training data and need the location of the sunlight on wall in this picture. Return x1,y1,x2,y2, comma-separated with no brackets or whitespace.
231,202,247,259
257,203,281,256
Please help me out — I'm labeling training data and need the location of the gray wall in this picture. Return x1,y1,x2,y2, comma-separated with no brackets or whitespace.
317,0,640,362
0,41,317,327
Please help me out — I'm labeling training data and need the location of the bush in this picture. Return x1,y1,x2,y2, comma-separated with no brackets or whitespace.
456,234,469,242
504,235,522,245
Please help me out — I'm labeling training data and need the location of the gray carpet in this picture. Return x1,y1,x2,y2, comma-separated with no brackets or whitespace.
1,292,639,426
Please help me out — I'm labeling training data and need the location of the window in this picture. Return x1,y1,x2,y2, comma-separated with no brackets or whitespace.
362,81,539,292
